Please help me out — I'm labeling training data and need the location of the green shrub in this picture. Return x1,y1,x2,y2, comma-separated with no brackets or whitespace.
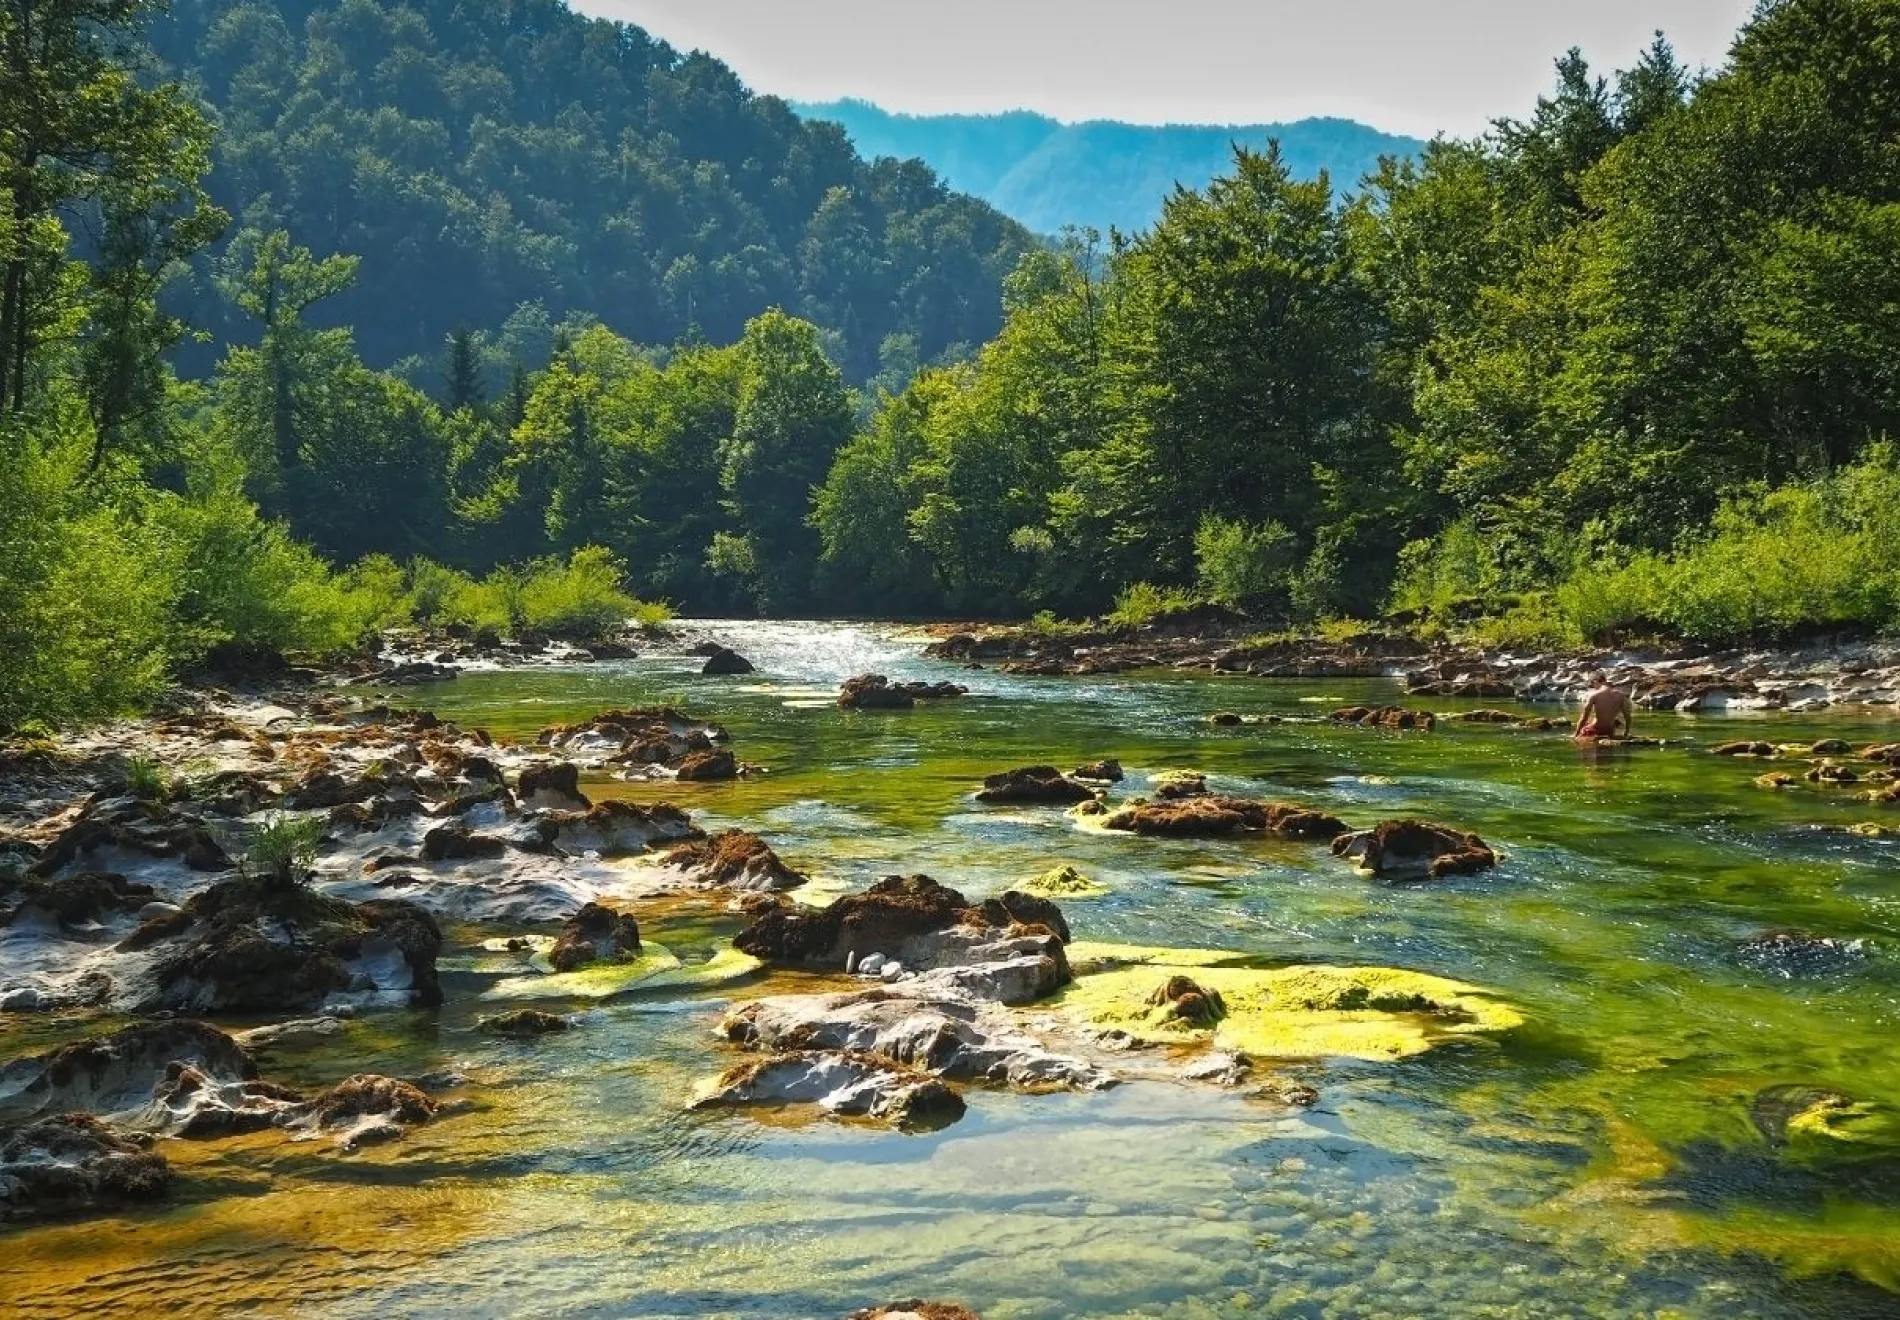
1194,515,1295,609
244,814,325,891
516,546,647,637
403,558,477,624
1106,582,1202,630
122,756,171,800
1553,449,1900,644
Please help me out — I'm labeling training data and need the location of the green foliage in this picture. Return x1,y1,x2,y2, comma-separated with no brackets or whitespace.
244,813,324,891
151,0,1032,383
122,756,172,801
1195,516,1296,610
1560,450,1900,643
514,546,660,637
1106,583,1202,631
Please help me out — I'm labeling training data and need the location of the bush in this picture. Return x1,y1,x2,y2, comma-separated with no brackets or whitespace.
1553,449,1900,644
516,546,654,636
1195,515,1295,609
244,814,325,891
121,756,171,801
1106,581,1202,630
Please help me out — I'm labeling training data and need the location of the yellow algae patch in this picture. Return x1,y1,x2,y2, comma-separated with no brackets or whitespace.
483,944,683,999
635,947,764,993
1064,942,1265,975
1051,946,1523,1062
1019,864,1110,899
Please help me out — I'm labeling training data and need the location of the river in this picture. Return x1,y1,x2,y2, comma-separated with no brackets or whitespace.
4,620,1897,1317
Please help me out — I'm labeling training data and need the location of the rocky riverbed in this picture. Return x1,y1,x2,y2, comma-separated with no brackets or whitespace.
3,620,1898,1319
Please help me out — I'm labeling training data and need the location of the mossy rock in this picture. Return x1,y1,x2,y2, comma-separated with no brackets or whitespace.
1050,945,1523,1062
1019,865,1109,899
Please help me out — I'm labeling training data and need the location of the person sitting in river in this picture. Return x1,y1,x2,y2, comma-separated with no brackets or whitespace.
1574,675,1634,740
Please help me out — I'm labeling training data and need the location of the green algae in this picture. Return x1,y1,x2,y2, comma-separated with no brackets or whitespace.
1019,863,1109,898
1052,945,1523,1061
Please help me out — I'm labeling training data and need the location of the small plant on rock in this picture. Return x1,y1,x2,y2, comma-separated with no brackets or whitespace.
244,814,325,892
121,755,171,801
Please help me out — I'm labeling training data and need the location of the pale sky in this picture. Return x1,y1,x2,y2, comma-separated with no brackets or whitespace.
577,0,1756,140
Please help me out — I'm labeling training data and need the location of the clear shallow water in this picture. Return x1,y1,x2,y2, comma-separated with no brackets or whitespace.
6,621,1900,1318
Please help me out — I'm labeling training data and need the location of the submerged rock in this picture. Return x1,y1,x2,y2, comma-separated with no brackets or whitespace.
846,1303,981,1320
1051,949,1523,1062
1099,797,1348,841
1331,705,1436,731
693,1050,965,1131
700,647,755,676
1072,759,1124,783
285,1074,437,1151
1735,930,1869,978
1445,710,1521,724
0,1114,170,1223
548,902,641,972
477,1009,572,1037
660,830,805,892
1749,1084,1881,1151
1330,819,1498,881
1712,740,1779,757
974,766,1097,805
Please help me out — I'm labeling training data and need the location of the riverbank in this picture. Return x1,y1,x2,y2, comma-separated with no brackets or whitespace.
919,620,1900,712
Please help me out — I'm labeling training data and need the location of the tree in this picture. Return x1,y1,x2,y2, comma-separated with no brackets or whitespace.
717,309,854,608
443,328,483,412
0,0,224,425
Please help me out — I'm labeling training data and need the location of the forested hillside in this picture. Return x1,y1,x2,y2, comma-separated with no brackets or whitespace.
794,100,1424,233
6,0,1900,733
816,5,1900,643
148,0,1033,381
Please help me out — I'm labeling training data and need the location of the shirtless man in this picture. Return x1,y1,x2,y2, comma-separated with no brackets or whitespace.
1574,674,1634,739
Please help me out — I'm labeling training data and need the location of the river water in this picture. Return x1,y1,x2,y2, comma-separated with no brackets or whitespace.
4,621,1898,1318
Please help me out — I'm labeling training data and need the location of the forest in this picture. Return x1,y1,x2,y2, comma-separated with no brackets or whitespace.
5,0,1900,731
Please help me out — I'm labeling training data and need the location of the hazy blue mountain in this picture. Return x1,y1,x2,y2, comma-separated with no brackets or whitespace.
794,100,1427,234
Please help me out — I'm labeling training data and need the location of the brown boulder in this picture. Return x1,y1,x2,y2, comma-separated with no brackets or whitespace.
701,647,755,676
1331,819,1498,880
548,902,641,972
675,749,739,781
1332,706,1436,731
974,766,1097,805
838,674,914,710
516,761,590,810
847,1302,981,1320
734,875,972,966
131,881,442,1013
662,830,805,891
0,1115,170,1223
1102,797,1349,840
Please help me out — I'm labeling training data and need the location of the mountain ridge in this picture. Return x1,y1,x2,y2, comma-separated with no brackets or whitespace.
793,99,1427,233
